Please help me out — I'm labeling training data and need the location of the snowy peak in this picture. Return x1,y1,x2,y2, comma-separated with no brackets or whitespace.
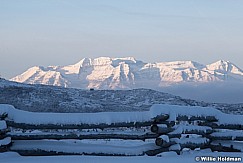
76,57,140,66
206,60,243,75
75,58,92,67
11,57,243,89
11,66,42,83
156,61,205,70
206,60,231,72
63,57,141,75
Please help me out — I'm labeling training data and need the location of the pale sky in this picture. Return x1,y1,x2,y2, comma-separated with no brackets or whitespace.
1,0,243,79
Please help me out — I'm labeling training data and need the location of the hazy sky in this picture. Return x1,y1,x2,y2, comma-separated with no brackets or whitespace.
1,0,243,79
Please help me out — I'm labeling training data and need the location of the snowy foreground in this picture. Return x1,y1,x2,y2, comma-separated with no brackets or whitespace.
1,104,243,162
1,151,242,163
1,104,243,125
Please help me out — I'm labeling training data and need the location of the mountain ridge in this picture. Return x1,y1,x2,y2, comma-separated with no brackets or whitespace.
11,57,243,89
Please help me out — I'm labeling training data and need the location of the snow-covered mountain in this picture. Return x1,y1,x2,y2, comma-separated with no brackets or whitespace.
11,57,243,89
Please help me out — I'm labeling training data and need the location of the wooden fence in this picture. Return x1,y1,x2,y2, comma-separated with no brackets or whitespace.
0,106,243,156
0,113,11,152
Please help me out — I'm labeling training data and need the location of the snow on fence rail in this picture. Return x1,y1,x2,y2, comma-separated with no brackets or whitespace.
0,104,243,156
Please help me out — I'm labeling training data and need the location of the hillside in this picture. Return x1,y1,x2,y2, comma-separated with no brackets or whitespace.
0,78,242,114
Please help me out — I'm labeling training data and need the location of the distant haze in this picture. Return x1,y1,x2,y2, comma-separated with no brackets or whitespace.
1,0,243,79
161,82,243,104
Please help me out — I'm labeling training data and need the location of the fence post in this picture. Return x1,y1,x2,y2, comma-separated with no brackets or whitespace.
0,113,11,152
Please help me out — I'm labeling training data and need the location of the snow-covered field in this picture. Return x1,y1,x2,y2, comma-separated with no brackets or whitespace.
1,151,242,163
10,139,157,156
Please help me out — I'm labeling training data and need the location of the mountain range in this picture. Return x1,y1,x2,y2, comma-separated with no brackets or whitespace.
11,57,243,89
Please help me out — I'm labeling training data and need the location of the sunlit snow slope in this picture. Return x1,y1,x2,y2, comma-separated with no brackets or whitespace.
11,57,243,89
